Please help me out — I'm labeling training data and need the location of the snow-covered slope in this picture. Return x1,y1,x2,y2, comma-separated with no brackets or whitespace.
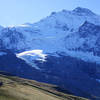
16,49,47,69
0,7,100,65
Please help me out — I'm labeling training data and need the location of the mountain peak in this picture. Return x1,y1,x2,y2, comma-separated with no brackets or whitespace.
73,7,95,15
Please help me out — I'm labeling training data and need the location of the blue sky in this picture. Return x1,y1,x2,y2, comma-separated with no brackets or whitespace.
0,0,99,26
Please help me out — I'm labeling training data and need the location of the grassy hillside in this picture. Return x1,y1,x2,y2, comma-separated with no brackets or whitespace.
0,74,88,100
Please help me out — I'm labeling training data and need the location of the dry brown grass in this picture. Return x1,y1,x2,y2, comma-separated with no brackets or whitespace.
0,74,88,100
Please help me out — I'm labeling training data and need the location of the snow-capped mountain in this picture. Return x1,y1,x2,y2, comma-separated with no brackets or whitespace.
1,7,100,99
0,7,100,64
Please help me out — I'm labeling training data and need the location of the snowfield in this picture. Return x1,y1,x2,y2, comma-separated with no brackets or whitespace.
1,7,100,68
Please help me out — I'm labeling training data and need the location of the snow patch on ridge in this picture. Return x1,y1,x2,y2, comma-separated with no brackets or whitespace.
16,50,47,70
65,50,100,64
17,50,47,61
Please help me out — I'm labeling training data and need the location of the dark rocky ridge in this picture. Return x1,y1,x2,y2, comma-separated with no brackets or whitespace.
0,50,100,99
